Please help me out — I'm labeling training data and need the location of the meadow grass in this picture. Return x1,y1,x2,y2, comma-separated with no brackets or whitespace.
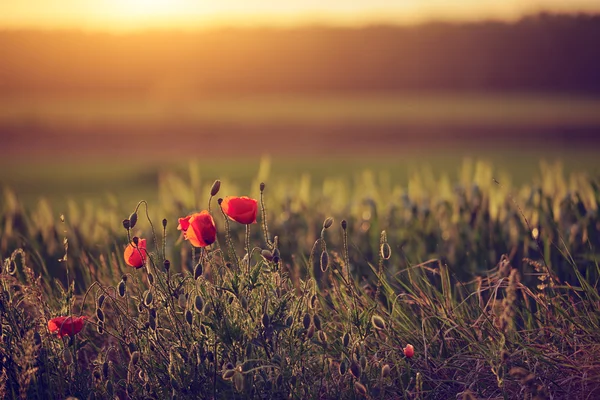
1,159,600,399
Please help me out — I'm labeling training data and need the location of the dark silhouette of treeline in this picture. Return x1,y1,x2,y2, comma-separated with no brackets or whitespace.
1,13,600,96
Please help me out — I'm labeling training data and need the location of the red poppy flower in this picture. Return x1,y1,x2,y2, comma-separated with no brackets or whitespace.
124,238,147,268
403,344,414,358
48,316,87,338
221,196,258,225
177,210,217,248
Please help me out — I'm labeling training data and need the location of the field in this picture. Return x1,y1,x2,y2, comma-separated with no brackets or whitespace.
2,139,600,399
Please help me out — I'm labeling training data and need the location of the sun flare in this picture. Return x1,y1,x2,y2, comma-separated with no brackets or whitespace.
108,0,195,22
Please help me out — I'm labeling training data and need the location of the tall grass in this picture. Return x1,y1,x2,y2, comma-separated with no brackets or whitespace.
1,159,599,399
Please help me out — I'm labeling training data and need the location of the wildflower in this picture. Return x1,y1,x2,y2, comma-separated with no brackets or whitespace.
48,316,87,338
124,238,147,268
404,344,414,358
177,211,217,248
221,196,258,224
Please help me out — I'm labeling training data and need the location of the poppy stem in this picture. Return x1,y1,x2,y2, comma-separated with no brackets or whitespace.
246,224,251,274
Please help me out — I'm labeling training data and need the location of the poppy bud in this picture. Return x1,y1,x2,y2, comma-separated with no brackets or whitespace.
162,218,167,228
360,355,367,370
371,315,386,330
306,324,315,339
354,382,367,396
217,198,223,205
309,294,317,309
97,321,104,334
210,180,221,197
149,308,156,319
222,369,235,380
240,296,248,310
350,361,361,379
149,315,156,331
129,212,138,229
194,295,204,313
303,313,311,329
261,249,273,261
96,308,105,322
320,250,329,272
102,361,110,379
318,330,328,345
185,310,193,325
194,263,203,280
339,360,347,375
380,242,391,260
233,371,244,392
144,291,153,307
341,220,348,230
122,219,130,230
97,294,106,308
285,315,293,327
343,332,351,347
164,259,170,272
381,364,391,378
131,351,140,366
260,182,265,192
313,314,322,331
272,248,280,264
121,274,128,282
323,217,334,229
262,313,270,328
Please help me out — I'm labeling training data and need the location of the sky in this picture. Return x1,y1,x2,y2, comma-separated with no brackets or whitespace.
1,0,600,31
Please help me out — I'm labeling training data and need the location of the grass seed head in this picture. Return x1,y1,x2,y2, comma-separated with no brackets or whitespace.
163,259,170,272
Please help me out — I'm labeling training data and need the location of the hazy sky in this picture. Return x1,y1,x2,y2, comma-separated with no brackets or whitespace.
2,0,600,30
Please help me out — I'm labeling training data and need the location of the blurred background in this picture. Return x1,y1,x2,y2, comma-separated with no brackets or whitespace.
1,0,600,210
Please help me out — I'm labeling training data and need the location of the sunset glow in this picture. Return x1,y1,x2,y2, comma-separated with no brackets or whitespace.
1,0,600,31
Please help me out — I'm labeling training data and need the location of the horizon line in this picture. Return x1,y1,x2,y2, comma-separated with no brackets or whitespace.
1,10,599,34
